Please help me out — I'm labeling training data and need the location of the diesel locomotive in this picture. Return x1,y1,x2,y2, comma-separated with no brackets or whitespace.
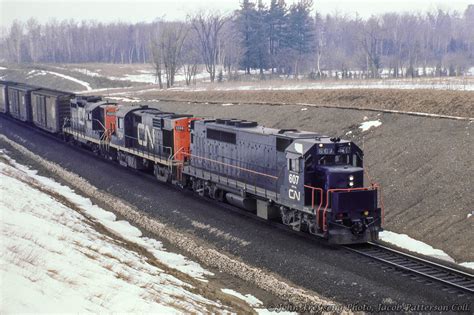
0,80,383,244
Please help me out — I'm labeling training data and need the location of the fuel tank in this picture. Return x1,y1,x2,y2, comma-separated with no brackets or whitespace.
225,193,257,212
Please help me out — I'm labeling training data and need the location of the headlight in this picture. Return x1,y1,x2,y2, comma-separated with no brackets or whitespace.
349,181,354,187
349,175,354,181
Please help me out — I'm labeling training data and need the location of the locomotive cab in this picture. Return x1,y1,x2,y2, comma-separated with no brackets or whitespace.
281,137,382,244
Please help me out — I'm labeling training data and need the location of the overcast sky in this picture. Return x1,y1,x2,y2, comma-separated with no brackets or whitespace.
0,0,472,27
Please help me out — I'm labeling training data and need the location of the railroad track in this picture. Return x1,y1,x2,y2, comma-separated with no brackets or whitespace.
2,114,473,299
345,242,474,296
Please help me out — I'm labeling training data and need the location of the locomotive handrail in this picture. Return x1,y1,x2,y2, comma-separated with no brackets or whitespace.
303,185,323,220
123,134,173,160
321,184,381,232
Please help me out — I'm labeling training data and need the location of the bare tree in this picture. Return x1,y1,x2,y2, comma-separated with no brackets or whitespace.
358,16,382,78
150,39,164,89
163,23,188,87
220,18,244,79
8,21,23,63
181,29,201,86
190,12,228,82
151,22,188,88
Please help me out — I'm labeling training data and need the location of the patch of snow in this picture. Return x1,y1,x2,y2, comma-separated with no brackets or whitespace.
106,70,209,85
80,86,135,94
467,212,472,219
379,230,455,263
359,119,382,131
222,103,234,106
71,68,101,77
221,289,263,307
0,156,224,313
122,73,157,84
0,152,213,281
27,70,92,91
137,69,153,74
106,96,141,103
459,262,474,270
345,130,353,135
173,79,474,92
0,66,7,70
301,107,308,111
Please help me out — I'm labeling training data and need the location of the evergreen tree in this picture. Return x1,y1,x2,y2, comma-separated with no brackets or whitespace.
286,0,315,75
237,0,257,74
267,0,288,73
253,1,270,74
237,0,270,75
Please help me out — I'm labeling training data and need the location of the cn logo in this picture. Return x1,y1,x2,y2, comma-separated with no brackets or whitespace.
289,189,301,201
137,123,155,148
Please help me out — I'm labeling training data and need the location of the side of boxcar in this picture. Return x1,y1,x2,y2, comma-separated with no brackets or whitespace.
31,89,75,133
7,84,38,122
0,81,13,114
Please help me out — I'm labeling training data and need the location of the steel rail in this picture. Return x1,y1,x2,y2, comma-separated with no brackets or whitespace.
344,242,474,295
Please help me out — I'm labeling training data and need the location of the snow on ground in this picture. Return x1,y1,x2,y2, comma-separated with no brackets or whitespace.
167,79,474,92
106,70,209,84
221,289,263,307
359,119,382,131
109,73,157,84
378,230,474,270
27,70,92,91
379,230,454,262
71,68,102,77
106,96,141,103
0,66,7,70
460,262,474,269
0,151,271,313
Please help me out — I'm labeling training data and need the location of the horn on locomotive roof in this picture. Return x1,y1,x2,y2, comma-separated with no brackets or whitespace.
278,129,298,134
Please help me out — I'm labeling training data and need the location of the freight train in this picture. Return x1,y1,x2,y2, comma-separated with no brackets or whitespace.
0,80,383,244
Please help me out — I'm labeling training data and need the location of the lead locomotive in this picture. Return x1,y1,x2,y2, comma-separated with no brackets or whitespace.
0,80,383,244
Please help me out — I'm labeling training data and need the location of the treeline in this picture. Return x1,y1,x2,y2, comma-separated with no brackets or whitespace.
1,1,473,86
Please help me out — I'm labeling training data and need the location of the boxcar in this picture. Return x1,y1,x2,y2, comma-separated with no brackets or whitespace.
7,84,38,122
31,89,75,133
0,81,13,113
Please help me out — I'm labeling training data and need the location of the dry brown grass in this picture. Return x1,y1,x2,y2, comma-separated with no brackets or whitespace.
140,88,474,118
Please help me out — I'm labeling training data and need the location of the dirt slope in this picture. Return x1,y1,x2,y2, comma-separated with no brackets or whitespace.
139,88,474,118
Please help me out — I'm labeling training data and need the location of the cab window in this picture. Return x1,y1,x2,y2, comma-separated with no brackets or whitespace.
288,158,300,172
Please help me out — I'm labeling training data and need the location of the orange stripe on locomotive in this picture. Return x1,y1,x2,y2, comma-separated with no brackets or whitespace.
173,117,201,162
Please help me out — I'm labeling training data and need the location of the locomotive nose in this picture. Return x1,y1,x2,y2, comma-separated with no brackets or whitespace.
316,165,364,189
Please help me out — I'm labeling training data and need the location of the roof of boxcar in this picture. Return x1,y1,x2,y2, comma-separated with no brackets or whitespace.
8,84,39,92
32,88,75,97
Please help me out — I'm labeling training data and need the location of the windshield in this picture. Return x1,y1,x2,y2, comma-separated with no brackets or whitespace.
318,154,351,165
